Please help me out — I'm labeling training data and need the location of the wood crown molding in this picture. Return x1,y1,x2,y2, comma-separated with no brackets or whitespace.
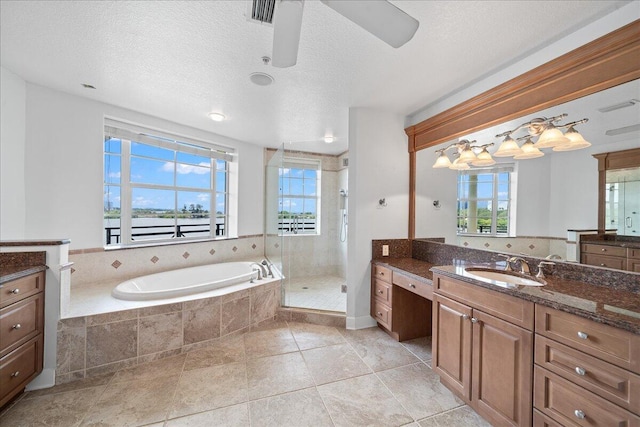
405,20,640,152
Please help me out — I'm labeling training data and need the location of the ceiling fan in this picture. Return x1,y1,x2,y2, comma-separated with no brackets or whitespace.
252,0,420,68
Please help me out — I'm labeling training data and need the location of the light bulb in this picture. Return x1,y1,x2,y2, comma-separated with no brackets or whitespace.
535,123,570,148
493,136,523,157
471,148,496,166
553,126,591,151
432,151,452,168
514,138,544,159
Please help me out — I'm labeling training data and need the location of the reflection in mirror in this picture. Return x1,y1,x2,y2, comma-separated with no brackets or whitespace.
606,167,640,237
416,79,640,262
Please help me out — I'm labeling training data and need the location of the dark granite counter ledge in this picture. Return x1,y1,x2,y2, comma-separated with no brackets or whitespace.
1,239,70,247
1,265,47,284
432,265,640,335
372,258,434,283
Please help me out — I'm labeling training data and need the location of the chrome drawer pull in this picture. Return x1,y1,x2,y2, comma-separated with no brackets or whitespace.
10,371,20,377
462,314,469,320
409,284,416,289
470,317,479,324
575,366,586,376
601,248,606,252
12,323,22,330
377,312,383,317
574,409,585,419
10,288,20,294
577,331,588,340
377,290,383,294
379,272,385,276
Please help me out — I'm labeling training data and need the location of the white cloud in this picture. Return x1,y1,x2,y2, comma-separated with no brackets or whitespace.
162,162,210,175
197,193,209,202
108,172,121,178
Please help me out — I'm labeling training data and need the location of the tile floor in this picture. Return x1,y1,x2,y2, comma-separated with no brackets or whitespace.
284,275,347,313
0,322,491,427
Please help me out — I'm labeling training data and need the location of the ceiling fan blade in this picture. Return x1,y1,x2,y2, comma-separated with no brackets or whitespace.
272,0,304,68
321,0,419,48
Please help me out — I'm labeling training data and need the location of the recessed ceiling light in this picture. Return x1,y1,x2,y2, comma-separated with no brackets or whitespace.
81,83,96,89
250,72,274,86
208,112,226,122
324,136,335,143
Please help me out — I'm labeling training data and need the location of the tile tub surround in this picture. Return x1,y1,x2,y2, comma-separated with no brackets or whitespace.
55,281,280,385
1,322,491,427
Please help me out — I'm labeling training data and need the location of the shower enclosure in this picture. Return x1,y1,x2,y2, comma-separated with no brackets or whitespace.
265,144,348,313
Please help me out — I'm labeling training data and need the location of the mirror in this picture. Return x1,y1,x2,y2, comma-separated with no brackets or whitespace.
606,167,640,236
415,79,640,261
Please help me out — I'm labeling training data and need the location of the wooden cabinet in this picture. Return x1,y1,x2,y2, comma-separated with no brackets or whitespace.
581,242,640,271
432,273,533,427
534,305,640,426
370,262,432,341
0,272,45,407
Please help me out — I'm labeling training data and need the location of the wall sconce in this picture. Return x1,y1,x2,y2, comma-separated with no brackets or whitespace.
432,140,495,169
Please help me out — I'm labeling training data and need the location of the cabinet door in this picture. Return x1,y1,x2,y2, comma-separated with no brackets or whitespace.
472,310,533,427
432,294,472,400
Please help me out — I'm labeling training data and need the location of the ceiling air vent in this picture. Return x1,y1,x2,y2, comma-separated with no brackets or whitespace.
251,0,276,24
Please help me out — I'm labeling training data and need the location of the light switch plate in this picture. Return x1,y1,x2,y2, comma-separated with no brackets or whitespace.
382,245,389,256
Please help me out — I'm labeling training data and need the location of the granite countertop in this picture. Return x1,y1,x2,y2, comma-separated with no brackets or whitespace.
1,265,47,284
372,257,640,335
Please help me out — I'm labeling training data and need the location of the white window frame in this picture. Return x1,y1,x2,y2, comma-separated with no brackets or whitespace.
456,165,517,237
103,118,236,247
279,157,321,236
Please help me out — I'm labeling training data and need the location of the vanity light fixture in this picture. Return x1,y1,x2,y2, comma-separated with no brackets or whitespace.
493,135,523,157
208,112,226,122
514,137,544,159
432,140,494,169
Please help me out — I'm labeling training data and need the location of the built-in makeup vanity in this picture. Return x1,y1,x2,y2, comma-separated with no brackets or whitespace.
371,238,640,427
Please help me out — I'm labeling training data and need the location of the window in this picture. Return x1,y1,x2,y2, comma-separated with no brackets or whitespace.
279,158,321,235
103,119,235,247
457,165,516,236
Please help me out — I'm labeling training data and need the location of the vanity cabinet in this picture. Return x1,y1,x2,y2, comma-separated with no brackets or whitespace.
432,274,534,427
534,305,640,426
629,248,640,272
580,242,640,272
371,262,432,341
0,272,45,407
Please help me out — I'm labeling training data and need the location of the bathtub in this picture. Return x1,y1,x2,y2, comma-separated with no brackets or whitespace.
112,261,274,301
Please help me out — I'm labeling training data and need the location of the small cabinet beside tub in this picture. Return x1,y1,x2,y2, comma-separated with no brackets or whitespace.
0,271,45,407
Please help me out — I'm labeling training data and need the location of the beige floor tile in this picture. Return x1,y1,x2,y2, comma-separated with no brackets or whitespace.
349,333,420,372
377,363,464,420
418,405,492,427
249,387,333,427
318,374,413,427
183,336,245,371
243,327,299,359
111,354,186,383
80,375,179,426
301,343,371,385
288,322,346,350
165,403,250,426
24,373,114,399
0,387,105,427
338,325,389,343
246,352,314,400
169,362,248,419
400,336,432,362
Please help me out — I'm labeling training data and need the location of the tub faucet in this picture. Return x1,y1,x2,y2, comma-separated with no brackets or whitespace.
261,259,274,277
250,262,267,280
508,256,531,275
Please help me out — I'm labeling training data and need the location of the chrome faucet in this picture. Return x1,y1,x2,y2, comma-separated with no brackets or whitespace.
250,262,267,280
497,254,513,271
261,259,274,277
536,261,556,279
508,256,531,275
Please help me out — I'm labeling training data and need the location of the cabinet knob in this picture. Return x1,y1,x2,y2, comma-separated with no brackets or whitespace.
10,288,20,294
409,284,416,289
601,248,606,252
574,409,586,420
377,290,383,294
577,331,588,340
575,366,586,376
462,314,469,320
10,371,20,378
600,263,606,266
379,272,385,276
377,312,383,317
11,323,21,330
470,317,479,324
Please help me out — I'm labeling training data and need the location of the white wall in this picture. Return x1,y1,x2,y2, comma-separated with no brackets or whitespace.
22,83,263,249
347,108,408,328
1,66,27,239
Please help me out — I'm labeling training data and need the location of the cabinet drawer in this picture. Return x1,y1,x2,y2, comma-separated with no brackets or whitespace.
581,253,626,270
0,334,43,407
434,275,534,330
535,305,640,373
373,279,392,305
535,335,640,412
0,272,45,309
372,264,391,284
534,366,640,427
533,409,563,427
0,293,45,357
629,248,640,260
581,243,627,257
393,272,432,300
372,300,391,329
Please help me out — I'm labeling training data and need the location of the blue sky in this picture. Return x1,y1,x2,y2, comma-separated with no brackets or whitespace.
104,138,226,214
279,168,318,215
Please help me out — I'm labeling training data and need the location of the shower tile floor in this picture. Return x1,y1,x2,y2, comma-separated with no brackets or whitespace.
1,322,491,427
284,275,347,313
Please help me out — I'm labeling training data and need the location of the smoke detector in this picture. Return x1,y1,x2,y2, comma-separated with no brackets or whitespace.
250,72,274,86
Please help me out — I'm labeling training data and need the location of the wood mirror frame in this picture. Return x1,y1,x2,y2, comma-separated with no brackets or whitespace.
593,147,640,233
405,20,640,239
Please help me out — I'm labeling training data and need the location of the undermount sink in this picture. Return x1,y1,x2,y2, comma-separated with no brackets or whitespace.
464,268,546,288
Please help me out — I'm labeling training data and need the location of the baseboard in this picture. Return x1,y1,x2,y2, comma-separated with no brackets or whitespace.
346,315,378,330
25,368,55,391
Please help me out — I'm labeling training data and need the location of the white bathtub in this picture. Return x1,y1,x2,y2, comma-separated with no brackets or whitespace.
112,261,273,301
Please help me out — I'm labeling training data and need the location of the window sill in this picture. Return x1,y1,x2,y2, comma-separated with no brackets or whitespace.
104,235,238,251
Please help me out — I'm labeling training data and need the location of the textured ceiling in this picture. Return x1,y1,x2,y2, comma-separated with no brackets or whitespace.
0,0,631,155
